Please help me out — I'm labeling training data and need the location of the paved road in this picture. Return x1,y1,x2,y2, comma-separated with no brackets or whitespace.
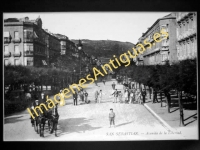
4,79,185,141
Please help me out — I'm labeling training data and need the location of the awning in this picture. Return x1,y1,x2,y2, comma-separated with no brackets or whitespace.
42,60,47,65
4,32,10,37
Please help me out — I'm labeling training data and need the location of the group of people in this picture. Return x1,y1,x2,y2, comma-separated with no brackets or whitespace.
72,88,89,106
71,79,148,106
110,88,146,104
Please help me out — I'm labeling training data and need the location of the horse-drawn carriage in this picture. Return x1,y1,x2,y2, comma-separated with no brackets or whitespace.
30,101,59,137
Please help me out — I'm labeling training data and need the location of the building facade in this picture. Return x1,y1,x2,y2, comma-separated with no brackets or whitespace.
54,33,69,55
4,16,48,67
43,30,61,66
3,16,72,67
175,12,197,60
136,13,178,66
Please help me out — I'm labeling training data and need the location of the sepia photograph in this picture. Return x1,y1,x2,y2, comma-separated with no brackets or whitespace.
3,12,198,141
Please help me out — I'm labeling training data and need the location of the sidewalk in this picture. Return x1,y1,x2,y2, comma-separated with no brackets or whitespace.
143,97,198,139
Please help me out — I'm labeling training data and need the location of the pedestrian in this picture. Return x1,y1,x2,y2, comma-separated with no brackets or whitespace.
98,90,103,103
128,82,132,89
112,82,116,90
94,90,99,103
102,79,106,85
95,81,98,86
59,90,65,106
41,92,44,102
141,89,146,104
73,89,78,106
132,88,136,102
118,91,123,103
109,108,115,128
111,89,118,103
81,90,84,102
129,91,134,104
124,88,129,104
84,90,89,104
136,89,142,104
131,81,135,89
153,89,159,103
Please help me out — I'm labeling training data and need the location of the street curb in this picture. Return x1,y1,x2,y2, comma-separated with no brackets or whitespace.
144,103,176,132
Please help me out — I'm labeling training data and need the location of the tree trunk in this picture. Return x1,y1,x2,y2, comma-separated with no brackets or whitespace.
149,86,151,99
164,91,171,113
178,91,185,126
160,91,163,107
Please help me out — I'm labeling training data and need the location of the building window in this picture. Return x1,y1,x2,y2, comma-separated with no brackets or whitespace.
27,57,33,66
24,30,33,42
187,42,191,57
14,45,20,55
4,59,9,66
4,45,9,55
14,59,20,66
176,27,179,37
24,44,33,56
4,32,11,43
162,54,168,61
14,31,19,39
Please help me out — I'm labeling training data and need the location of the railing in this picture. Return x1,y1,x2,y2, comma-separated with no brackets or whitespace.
24,51,33,56
4,52,11,57
13,52,21,57
12,38,21,43
24,38,33,43
4,38,11,43
34,38,45,45
161,46,169,51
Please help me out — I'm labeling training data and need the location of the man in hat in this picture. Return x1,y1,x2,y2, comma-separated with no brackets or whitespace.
111,89,118,103
73,89,78,106
141,89,146,104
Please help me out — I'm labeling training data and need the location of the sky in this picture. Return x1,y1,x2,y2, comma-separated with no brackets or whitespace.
4,12,171,44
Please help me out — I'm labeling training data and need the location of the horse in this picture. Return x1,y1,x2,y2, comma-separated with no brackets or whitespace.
37,102,52,137
49,103,59,137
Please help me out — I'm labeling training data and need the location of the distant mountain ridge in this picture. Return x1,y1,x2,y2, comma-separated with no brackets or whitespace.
71,39,135,58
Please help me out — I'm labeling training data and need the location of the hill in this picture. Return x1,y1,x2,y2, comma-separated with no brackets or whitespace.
71,39,135,60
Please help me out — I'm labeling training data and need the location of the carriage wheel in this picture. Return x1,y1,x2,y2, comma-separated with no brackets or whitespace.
49,121,54,133
37,125,40,134
40,127,44,137
54,123,58,137
48,120,51,131
34,121,37,132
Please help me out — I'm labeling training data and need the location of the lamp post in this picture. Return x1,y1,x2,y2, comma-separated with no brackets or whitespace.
73,69,76,83
77,39,83,75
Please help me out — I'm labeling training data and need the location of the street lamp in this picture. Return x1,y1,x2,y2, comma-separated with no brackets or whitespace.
73,69,76,83
77,39,83,74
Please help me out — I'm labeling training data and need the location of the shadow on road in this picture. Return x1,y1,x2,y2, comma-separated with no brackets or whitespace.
4,115,28,124
56,117,101,136
115,121,133,128
170,107,179,113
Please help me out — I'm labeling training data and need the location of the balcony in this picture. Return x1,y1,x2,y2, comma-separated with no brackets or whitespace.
12,38,21,43
161,46,169,51
13,52,21,57
177,28,196,42
4,52,11,57
24,51,33,56
34,38,45,45
188,28,196,37
177,34,184,41
4,38,11,44
24,38,33,43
